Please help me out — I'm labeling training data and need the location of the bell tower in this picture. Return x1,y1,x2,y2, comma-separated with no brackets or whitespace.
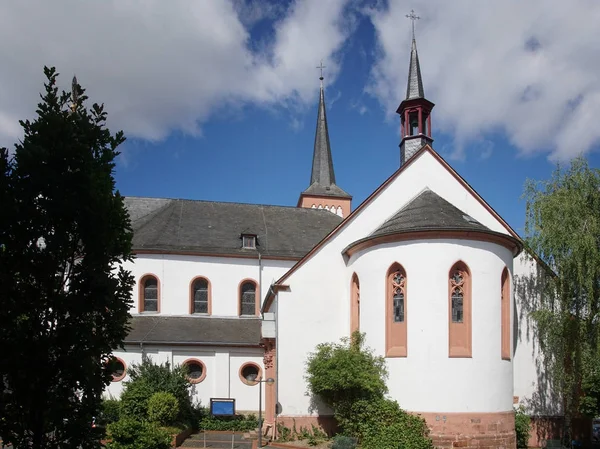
298,62,352,217
397,10,435,166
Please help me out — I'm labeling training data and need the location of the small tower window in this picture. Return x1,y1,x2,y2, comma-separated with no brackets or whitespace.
242,234,256,249
409,111,419,136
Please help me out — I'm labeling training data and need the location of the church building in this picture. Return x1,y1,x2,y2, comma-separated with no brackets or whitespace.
105,31,558,449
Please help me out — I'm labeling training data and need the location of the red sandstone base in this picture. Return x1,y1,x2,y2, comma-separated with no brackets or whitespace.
417,411,516,449
276,411,516,449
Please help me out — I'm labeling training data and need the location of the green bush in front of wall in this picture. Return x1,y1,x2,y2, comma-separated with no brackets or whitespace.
514,406,531,448
198,413,259,432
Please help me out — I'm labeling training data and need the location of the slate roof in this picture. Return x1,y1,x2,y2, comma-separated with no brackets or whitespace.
302,182,352,198
124,197,342,258
371,188,491,237
406,38,425,100
301,82,351,199
124,316,261,346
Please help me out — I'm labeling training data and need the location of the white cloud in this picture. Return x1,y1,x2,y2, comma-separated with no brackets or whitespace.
367,0,600,161
0,0,351,146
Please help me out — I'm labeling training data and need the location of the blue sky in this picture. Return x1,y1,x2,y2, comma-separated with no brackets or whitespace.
3,0,600,237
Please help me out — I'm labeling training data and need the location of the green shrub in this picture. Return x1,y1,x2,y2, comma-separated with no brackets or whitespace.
305,331,388,414
514,406,531,448
106,418,171,449
305,333,431,449
120,356,193,425
276,423,292,442
147,392,179,425
331,435,358,449
120,381,155,417
100,399,121,425
345,398,433,449
199,414,258,432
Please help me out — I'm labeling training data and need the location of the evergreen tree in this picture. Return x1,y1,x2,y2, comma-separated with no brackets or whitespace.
0,67,135,449
522,156,600,441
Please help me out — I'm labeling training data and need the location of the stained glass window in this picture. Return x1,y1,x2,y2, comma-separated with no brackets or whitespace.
193,278,209,314
450,270,465,323
143,277,158,312
391,270,406,323
240,282,256,316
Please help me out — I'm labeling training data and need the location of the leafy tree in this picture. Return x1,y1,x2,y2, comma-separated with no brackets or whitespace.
0,67,134,449
305,331,388,416
523,156,600,438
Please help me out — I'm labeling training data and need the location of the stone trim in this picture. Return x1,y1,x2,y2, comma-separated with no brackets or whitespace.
386,263,407,357
448,261,472,358
350,273,360,334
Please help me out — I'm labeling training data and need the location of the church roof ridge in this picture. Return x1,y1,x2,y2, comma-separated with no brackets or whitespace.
125,195,341,213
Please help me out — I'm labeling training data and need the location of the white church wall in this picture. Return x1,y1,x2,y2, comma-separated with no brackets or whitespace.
104,345,265,412
512,253,561,415
273,150,518,416
124,254,294,316
350,238,514,413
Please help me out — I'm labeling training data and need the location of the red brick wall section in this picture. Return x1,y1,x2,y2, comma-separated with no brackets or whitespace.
275,416,338,438
411,411,516,449
277,412,516,449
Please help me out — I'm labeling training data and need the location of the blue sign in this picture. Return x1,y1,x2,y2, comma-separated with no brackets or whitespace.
210,398,236,417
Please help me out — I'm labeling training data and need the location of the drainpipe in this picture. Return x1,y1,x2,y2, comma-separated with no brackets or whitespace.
275,291,279,422
258,251,262,311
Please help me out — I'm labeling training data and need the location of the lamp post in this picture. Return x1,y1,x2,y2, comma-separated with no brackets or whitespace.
257,377,275,447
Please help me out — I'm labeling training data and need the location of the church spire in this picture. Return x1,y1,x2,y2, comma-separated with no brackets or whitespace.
298,62,351,218
397,10,435,166
406,38,425,100
310,62,336,187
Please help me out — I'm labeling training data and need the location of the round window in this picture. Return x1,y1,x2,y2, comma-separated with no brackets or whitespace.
240,363,261,385
111,358,126,382
183,359,206,384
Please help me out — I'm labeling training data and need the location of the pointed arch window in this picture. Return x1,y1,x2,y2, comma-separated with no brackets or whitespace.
386,263,407,357
239,280,258,316
139,275,159,313
449,262,471,357
190,277,211,315
350,274,360,334
501,267,510,360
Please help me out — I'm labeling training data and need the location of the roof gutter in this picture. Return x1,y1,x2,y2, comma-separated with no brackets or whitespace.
261,284,276,315
124,340,262,347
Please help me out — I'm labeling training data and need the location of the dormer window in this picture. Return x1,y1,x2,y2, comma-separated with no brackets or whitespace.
242,234,256,249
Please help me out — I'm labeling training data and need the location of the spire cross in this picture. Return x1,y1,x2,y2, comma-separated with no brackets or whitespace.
405,9,420,39
316,60,326,86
